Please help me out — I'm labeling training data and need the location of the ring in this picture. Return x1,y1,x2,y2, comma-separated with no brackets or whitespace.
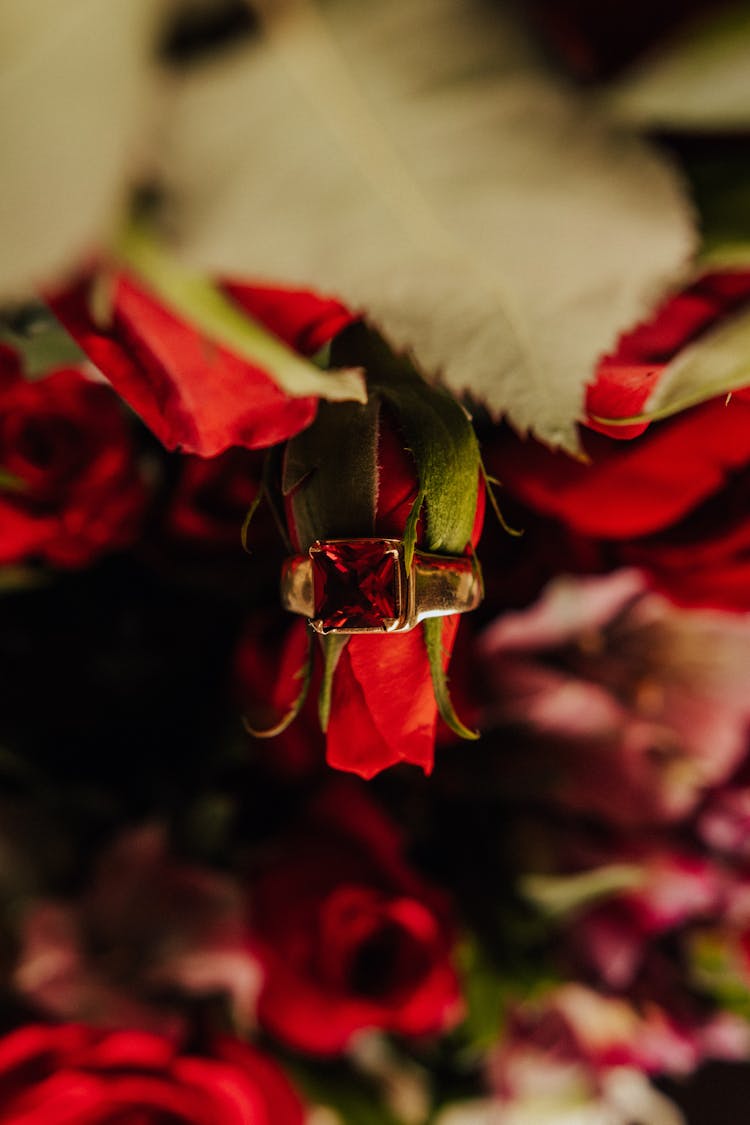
281,538,482,635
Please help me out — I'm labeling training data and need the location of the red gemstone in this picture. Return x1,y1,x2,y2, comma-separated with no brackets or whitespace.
311,540,401,631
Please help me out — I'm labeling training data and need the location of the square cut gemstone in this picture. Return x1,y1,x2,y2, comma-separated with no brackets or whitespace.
311,540,401,631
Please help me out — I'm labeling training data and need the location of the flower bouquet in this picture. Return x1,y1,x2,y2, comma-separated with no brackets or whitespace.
2,1,750,1122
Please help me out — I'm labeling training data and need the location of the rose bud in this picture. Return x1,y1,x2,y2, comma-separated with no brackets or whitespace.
248,782,464,1056
253,322,485,778
0,1024,305,1125
0,344,145,567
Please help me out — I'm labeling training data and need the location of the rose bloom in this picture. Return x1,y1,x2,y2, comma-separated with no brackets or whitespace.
0,347,145,567
0,1024,304,1125
248,782,463,1055
486,271,750,612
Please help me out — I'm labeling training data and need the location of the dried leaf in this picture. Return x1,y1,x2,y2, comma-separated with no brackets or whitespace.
161,0,695,451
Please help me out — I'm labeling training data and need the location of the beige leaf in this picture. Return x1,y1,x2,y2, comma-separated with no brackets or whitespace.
0,0,159,300
159,0,695,451
606,6,750,131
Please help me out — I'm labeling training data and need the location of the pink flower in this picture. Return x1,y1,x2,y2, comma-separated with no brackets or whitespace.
13,825,261,1036
480,570,750,825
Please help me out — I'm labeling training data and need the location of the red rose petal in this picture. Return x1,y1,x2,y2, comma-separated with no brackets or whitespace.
585,271,750,440
221,283,355,356
490,391,750,539
49,275,319,458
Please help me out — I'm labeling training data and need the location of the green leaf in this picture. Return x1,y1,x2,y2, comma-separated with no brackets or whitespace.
165,0,694,454
454,935,560,1056
331,325,481,555
423,617,478,741
0,305,86,377
481,465,523,538
243,632,313,738
681,148,750,266
689,929,750,1021
318,634,349,731
239,487,265,554
288,1062,406,1125
0,468,25,492
0,566,49,593
114,221,366,404
261,445,293,554
283,397,381,550
589,302,750,429
454,937,510,1054
520,865,645,920
402,489,425,571
606,4,750,131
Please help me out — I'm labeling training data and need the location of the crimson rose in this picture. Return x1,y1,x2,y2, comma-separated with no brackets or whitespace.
487,271,750,610
249,783,463,1055
0,347,145,567
0,1024,305,1125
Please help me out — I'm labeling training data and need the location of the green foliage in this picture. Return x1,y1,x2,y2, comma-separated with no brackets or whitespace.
318,634,350,731
683,148,750,265
283,397,381,551
689,930,750,1022
290,1061,407,1125
424,618,478,741
0,305,86,377
243,632,313,738
330,325,481,556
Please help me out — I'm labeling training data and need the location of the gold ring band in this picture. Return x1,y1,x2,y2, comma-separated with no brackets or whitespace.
281,538,481,635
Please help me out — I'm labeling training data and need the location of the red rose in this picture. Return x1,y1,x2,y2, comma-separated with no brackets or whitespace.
486,271,750,609
0,348,145,567
249,783,463,1055
166,448,264,549
0,1024,305,1125
49,275,355,457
